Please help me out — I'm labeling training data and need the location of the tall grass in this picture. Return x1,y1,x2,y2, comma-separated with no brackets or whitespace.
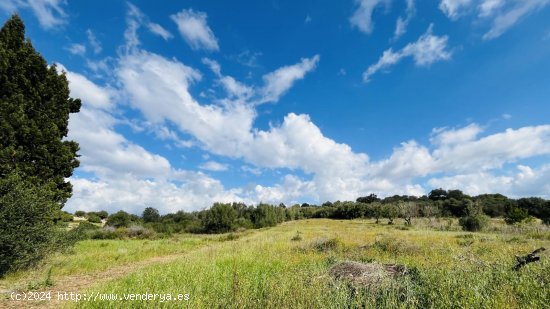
74,219,549,308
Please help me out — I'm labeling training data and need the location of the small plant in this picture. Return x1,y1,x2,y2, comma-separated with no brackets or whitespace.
220,233,240,241
310,237,340,252
291,231,302,241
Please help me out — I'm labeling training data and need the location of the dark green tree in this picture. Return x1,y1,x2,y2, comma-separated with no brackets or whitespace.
0,15,81,204
106,211,132,228
142,207,160,223
0,15,81,276
203,203,237,233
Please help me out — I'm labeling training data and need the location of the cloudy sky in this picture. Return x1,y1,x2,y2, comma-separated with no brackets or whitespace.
1,0,549,214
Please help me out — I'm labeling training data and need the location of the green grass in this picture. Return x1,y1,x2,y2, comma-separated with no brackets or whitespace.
0,234,213,292
69,219,549,308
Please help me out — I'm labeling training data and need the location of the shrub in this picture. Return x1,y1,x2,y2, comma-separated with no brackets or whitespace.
0,173,58,276
87,213,102,223
74,210,86,217
107,210,132,228
126,225,155,239
459,215,489,232
505,207,529,225
459,201,489,232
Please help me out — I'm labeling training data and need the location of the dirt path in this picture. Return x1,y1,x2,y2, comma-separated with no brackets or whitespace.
0,248,206,309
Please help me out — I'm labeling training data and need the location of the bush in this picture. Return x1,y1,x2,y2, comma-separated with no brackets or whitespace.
74,210,86,217
87,213,101,223
203,203,238,233
505,207,529,225
107,210,132,228
459,214,489,232
0,173,58,276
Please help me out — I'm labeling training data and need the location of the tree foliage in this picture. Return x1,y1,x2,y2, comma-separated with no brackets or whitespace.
0,173,57,276
142,207,160,223
0,15,81,276
0,15,81,204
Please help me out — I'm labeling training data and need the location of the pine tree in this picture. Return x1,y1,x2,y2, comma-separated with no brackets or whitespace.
0,15,81,205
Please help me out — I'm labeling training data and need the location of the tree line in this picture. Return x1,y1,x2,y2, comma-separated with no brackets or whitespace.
68,188,550,239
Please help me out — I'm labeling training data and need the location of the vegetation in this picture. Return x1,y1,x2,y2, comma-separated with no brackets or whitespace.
0,15,81,276
2,219,546,308
0,173,58,275
0,15,81,204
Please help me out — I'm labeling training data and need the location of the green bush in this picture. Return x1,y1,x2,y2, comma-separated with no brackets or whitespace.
459,214,489,232
107,211,132,228
203,203,238,233
505,207,529,225
74,210,86,217
0,173,58,276
87,213,102,223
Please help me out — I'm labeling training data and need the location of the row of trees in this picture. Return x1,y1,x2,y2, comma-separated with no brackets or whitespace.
78,188,549,236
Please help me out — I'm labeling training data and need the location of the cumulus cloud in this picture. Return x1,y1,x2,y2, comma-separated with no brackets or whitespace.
363,25,452,82
171,9,219,51
59,3,550,213
428,164,550,198
57,64,115,110
350,0,390,34
67,173,244,214
0,0,67,29
439,0,550,39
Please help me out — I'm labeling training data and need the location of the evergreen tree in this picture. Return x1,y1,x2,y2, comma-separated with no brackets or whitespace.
0,15,81,276
0,15,81,205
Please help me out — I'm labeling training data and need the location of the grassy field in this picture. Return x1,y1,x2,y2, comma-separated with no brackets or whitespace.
1,218,549,308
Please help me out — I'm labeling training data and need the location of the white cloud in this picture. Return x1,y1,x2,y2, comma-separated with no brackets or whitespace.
66,173,244,214
364,25,452,82
59,3,550,213
241,165,262,176
439,0,550,39
57,64,115,110
350,0,389,34
0,0,67,29
202,58,253,100
199,161,229,172
430,123,483,146
258,55,320,103
439,0,473,19
252,175,317,204
86,29,102,54
171,9,219,51
66,43,86,56
483,0,550,40
393,0,416,40
147,22,173,40
428,164,550,198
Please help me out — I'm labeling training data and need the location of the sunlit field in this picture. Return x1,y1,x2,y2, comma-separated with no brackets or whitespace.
2,218,548,308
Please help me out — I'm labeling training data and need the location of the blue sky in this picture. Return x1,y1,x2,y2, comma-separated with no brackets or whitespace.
1,0,550,214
